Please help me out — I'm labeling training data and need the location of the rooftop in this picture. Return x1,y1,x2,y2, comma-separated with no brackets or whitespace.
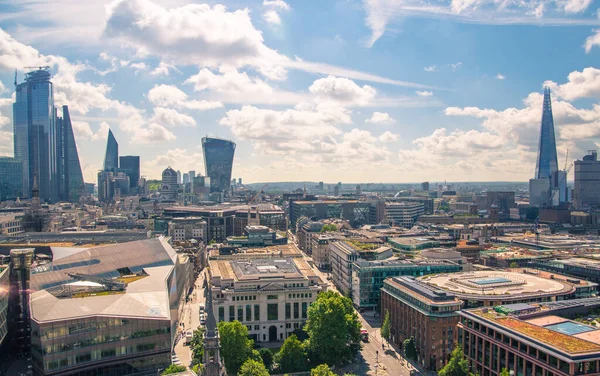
386,276,462,306
210,257,316,281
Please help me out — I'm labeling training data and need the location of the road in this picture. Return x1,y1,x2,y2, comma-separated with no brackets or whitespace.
173,271,207,368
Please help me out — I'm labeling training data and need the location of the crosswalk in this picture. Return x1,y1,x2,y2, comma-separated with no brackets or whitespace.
171,353,182,366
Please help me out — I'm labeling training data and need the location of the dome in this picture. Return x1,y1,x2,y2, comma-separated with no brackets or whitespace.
162,167,176,177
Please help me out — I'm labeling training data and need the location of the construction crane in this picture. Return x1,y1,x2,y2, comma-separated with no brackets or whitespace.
533,162,573,246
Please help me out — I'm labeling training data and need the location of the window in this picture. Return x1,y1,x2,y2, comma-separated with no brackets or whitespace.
254,325,260,330
238,306,244,321
254,304,260,321
267,295,278,300
219,307,225,322
294,302,299,319
286,303,291,319
246,305,252,321
229,306,235,321
268,303,278,320
286,323,291,329
302,302,308,319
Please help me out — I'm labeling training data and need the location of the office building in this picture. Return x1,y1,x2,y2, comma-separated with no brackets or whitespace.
119,156,140,189
296,218,324,253
208,257,326,342
458,298,600,376
0,157,23,201
176,170,181,185
57,106,85,202
310,234,337,270
530,88,567,207
385,202,425,227
573,150,600,209
164,205,245,242
290,200,372,229
201,137,235,197
352,259,461,309
168,217,207,242
0,214,24,237
97,171,130,202
0,264,8,349
226,225,287,247
29,237,193,376
9,248,34,352
182,173,190,185
381,276,462,371
160,167,178,200
421,182,430,191
103,129,119,172
485,191,515,214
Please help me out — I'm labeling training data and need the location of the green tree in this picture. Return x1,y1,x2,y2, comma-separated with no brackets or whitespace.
190,328,204,365
438,345,474,376
161,364,186,375
217,321,254,375
259,348,274,370
304,291,362,366
275,334,308,373
509,261,519,268
238,359,269,376
320,224,338,233
310,364,335,376
403,337,417,361
381,309,391,346
500,369,510,376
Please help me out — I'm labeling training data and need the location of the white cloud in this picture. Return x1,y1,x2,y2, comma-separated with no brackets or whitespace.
450,62,463,71
366,112,395,124
416,91,433,97
0,80,5,94
130,62,147,71
424,65,437,72
143,148,206,179
0,130,13,155
379,131,399,142
150,61,178,76
263,10,281,25
150,107,196,127
72,121,110,141
584,29,600,53
308,76,376,105
496,74,506,80
263,0,290,10
0,109,10,128
544,67,600,100
147,84,223,110
563,0,592,13
185,68,273,95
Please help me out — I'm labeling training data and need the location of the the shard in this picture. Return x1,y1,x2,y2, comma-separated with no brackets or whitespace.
103,129,119,172
534,88,559,179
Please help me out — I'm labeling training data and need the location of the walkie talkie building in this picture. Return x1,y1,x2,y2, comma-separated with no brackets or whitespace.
201,137,236,197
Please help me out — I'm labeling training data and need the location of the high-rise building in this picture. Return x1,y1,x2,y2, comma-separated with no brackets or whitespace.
57,105,85,202
0,157,23,201
160,167,178,200
202,137,236,197
13,68,59,202
182,172,190,185
421,181,430,191
176,170,182,185
574,150,600,209
103,129,119,172
119,155,140,188
529,88,566,207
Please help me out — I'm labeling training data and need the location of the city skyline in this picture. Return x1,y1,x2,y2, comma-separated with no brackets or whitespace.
0,1,599,183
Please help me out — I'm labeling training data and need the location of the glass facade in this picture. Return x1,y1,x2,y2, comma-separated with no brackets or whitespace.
535,88,559,179
201,137,235,196
0,157,23,200
31,317,171,376
119,156,140,188
103,129,119,172
58,106,85,202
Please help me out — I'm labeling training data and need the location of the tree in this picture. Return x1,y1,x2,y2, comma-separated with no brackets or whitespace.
500,369,510,376
320,224,338,233
259,348,274,370
190,328,204,365
403,337,417,361
381,309,391,346
275,334,308,373
161,364,186,375
438,345,474,376
304,291,362,366
238,359,269,376
311,364,335,376
217,321,254,375
509,261,519,268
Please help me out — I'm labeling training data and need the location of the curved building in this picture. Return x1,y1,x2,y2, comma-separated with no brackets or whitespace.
160,167,178,200
201,137,235,197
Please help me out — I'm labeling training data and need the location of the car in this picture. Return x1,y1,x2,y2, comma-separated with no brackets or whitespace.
200,318,206,326
360,329,369,342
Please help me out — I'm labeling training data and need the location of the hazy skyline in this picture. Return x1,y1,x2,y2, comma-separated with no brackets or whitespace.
0,0,599,184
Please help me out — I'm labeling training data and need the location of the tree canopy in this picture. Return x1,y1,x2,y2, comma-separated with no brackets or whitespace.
438,345,475,376
304,291,362,366
275,334,308,373
190,327,204,366
310,364,336,376
238,359,269,376
259,347,274,370
217,321,254,375
161,364,186,375
381,310,391,344
403,337,417,361
500,368,510,376
320,224,338,233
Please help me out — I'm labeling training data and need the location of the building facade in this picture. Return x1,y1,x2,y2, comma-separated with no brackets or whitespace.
119,156,140,189
103,129,119,172
0,265,8,349
290,200,372,229
209,257,325,342
381,276,462,371
202,137,235,198
57,105,85,202
0,157,23,201
385,202,425,227
0,214,24,237
168,217,207,242
160,167,178,200
574,151,600,209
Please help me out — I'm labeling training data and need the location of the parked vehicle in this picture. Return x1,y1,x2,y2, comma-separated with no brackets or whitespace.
360,329,369,342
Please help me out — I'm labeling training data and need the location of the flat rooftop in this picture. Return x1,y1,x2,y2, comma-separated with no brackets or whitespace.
210,243,302,258
419,270,575,300
210,257,315,281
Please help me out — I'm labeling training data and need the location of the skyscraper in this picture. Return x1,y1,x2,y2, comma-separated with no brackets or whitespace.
573,151,600,209
119,156,140,188
0,157,23,201
201,137,236,197
13,68,84,203
103,129,119,172
13,68,58,202
58,105,85,202
535,88,559,180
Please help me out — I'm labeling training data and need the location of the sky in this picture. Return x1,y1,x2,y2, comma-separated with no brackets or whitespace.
0,0,599,184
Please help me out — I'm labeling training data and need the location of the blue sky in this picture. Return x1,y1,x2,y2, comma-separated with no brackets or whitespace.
0,0,599,184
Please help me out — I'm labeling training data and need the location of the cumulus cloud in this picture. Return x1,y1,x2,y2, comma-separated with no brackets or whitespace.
309,76,376,105
366,112,395,124
496,74,506,80
424,65,437,72
584,30,600,53
150,61,178,76
563,0,592,13
543,67,600,100
263,0,290,10
185,68,273,95
150,107,196,127
263,10,281,25
72,121,110,141
379,131,399,142
147,84,223,110
416,91,433,97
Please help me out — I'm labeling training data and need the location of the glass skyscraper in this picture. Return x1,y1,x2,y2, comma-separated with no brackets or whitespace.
12,68,84,203
201,137,236,197
534,88,559,179
103,129,119,172
119,156,140,188
0,157,23,200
